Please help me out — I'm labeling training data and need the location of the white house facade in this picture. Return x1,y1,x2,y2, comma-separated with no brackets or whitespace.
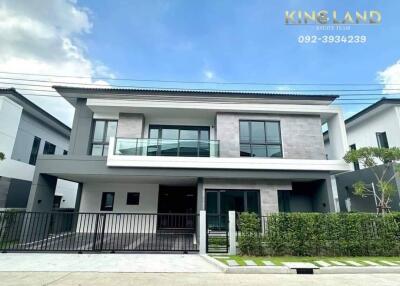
0,88,78,209
27,87,349,217
324,98,400,212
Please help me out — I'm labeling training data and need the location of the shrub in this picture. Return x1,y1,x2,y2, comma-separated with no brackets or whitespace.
238,212,263,255
238,212,400,257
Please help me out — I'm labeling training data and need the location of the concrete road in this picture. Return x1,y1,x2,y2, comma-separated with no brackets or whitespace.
1,273,399,286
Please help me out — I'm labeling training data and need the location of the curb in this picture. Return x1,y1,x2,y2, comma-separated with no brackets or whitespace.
316,266,400,274
200,254,228,272
204,256,400,274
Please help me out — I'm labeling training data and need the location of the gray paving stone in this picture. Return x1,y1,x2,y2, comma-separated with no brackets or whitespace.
363,261,379,266
226,260,239,266
345,261,362,266
262,260,275,266
314,261,331,267
244,260,257,266
330,260,346,266
380,260,398,266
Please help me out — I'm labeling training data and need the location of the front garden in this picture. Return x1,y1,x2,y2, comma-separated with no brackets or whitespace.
237,212,400,257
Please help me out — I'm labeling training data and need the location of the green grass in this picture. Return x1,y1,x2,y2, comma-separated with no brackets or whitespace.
212,255,400,266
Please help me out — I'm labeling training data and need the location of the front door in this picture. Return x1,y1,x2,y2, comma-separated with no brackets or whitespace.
157,186,197,230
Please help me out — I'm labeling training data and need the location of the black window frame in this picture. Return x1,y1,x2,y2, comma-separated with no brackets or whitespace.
91,120,118,156
205,189,261,215
239,120,283,158
126,192,140,205
148,125,210,157
100,192,115,211
376,132,389,148
43,141,56,155
349,144,360,170
29,136,41,165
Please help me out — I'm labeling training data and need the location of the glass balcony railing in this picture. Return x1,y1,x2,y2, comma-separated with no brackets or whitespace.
114,138,220,157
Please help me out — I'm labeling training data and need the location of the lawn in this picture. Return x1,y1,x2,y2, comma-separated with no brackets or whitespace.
213,255,400,266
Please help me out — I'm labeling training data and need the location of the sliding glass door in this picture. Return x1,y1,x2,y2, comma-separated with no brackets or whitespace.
205,189,260,230
148,125,210,157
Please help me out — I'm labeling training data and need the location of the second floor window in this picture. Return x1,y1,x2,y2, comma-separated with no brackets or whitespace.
148,125,210,156
91,120,117,156
43,141,56,155
376,132,389,148
29,136,41,165
349,144,360,170
239,120,282,158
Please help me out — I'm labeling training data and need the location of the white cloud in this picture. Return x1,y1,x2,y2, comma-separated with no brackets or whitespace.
0,0,113,126
377,60,400,94
203,70,215,80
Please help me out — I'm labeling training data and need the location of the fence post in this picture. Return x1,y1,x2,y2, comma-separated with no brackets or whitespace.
228,211,236,255
199,210,206,254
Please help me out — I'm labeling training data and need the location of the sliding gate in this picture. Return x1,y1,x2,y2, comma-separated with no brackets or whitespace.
0,212,198,253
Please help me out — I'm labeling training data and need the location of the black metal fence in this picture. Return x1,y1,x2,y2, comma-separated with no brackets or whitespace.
206,214,228,253
0,211,199,253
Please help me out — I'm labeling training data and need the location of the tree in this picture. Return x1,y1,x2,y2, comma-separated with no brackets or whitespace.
0,152,4,161
343,147,400,215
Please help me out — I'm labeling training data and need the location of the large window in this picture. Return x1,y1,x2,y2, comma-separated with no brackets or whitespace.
206,189,260,230
29,136,41,165
206,190,260,215
239,120,282,157
376,132,389,148
43,141,56,155
100,192,115,211
91,120,117,156
148,125,210,157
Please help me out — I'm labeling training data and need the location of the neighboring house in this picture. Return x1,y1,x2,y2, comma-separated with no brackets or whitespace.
324,98,400,212
0,88,78,209
27,86,349,221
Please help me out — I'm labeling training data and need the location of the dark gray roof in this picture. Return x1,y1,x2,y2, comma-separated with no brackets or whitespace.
345,97,400,125
53,85,338,102
0,88,71,135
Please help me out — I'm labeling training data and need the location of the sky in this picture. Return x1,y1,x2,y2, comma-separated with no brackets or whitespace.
0,0,399,126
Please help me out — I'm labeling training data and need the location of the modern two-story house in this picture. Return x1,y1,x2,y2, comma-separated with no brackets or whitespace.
0,88,78,209
27,86,348,222
325,98,400,212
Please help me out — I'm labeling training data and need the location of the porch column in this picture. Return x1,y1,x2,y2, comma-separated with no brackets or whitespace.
199,210,206,254
26,173,57,212
228,211,237,255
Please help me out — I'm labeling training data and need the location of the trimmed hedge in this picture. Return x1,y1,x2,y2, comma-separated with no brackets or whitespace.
238,212,400,256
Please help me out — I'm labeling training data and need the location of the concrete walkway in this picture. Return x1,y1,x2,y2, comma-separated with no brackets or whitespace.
0,253,220,273
0,273,399,286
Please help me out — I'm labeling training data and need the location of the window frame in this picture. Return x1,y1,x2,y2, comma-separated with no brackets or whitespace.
205,189,261,216
376,132,389,148
148,125,210,157
43,141,56,155
91,120,118,156
239,120,283,158
29,136,41,165
100,192,115,211
349,144,360,170
126,192,140,205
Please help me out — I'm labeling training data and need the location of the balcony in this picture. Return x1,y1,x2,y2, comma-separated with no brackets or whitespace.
114,138,220,157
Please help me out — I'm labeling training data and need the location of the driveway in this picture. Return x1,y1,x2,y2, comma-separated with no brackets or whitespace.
0,253,220,273
0,273,399,286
